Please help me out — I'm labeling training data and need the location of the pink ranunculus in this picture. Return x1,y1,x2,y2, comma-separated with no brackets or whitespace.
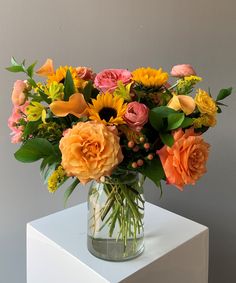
76,66,96,81
123,102,149,132
8,102,29,143
171,64,196,78
11,80,27,106
94,69,132,93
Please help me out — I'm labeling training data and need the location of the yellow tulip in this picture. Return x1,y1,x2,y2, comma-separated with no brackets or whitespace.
50,93,88,118
168,94,195,115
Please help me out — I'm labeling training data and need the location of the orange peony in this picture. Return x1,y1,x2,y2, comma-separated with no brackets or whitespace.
157,128,210,190
59,121,123,184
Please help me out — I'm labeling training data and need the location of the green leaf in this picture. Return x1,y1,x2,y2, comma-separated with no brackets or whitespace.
216,101,228,107
11,57,19,66
216,87,232,101
27,61,37,78
82,80,93,102
6,65,24,72
160,132,174,147
27,78,37,88
180,117,193,128
64,178,80,207
14,138,55,163
217,106,222,113
23,120,41,138
149,106,176,131
167,113,185,130
64,70,75,101
138,157,165,188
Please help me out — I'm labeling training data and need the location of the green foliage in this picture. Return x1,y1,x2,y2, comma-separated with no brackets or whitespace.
64,178,80,207
216,87,232,101
82,80,93,102
180,117,193,128
167,113,185,130
64,70,75,101
138,157,165,188
149,106,176,131
14,138,60,163
6,57,37,78
159,132,174,147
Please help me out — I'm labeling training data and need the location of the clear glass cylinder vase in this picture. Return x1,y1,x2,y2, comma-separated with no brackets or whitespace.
87,172,145,261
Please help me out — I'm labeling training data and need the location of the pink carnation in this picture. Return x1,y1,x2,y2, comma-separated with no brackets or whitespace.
123,102,149,132
11,80,27,106
94,69,132,93
8,102,29,144
171,64,196,78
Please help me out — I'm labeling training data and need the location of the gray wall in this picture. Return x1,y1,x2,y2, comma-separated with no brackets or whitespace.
0,0,236,282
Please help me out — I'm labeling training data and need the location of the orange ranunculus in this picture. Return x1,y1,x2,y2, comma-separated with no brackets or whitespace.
167,93,196,115
36,58,54,77
50,93,88,118
157,128,210,190
59,121,123,184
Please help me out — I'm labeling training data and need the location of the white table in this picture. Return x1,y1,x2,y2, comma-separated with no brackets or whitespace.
27,202,208,283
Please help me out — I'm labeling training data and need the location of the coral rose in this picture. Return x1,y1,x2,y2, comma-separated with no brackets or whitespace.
11,80,27,106
171,64,196,78
94,69,132,93
123,102,149,132
59,121,123,184
157,128,210,190
76,66,96,81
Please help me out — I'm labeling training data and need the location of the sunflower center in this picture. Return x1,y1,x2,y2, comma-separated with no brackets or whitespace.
99,107,117,122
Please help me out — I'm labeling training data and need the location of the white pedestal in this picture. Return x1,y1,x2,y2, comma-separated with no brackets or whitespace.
27,202,208,283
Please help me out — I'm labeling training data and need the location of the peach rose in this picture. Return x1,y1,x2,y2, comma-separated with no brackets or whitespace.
59,121,123,184
171,64,196,78
76,66,96,81
123,102,149,132
94,69,132,93
11,80,27,106
157,128,210,190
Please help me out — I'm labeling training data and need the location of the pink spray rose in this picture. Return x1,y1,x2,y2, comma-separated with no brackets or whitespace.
76,66,96,81
8,102,29,143
123,102,149,132
11,80,27,106
94,69,132,93
171,64,196,78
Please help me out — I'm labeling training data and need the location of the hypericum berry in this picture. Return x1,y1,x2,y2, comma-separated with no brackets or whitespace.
156,150,159,155
137,159,144,166
147,154,154,160
131,162,138,169
100,176,105,183
128,141,135,148
133,145,140,152
144,143,150,150
139,136,145,143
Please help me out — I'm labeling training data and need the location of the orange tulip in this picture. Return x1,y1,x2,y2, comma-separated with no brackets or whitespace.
168,94,195,115
36,58,54,77
50,93,88,118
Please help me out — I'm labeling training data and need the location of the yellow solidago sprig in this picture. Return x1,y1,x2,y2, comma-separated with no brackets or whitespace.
26,101,47,123
48,165,67,193
193,114,217,128
132,67,168,89
45,81,64,101
176,76,202,94
36,122,66,142
113,81,132,101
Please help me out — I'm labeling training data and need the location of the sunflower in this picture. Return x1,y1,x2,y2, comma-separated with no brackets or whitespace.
132,67,168,88
47,66,86,89
88,92,127,125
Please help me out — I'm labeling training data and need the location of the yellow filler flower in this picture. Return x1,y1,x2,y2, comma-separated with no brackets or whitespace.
26,102,47,123
88,92,127,125
132,67,168,88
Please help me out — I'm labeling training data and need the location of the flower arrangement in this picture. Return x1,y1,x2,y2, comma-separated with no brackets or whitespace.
7,58,232,260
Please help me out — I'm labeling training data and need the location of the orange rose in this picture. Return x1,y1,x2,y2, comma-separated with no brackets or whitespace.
157,128,210,190
59,121,123,184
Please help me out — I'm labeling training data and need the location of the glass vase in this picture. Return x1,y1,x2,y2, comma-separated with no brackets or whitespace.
87,171,145,261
